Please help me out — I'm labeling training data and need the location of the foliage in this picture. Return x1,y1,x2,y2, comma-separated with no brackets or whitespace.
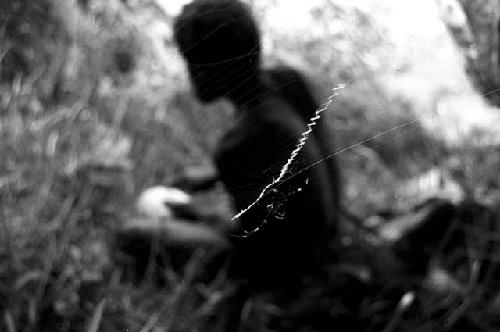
440,0,500,107
1,0,500,331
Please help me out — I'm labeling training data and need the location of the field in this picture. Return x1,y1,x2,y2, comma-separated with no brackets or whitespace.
2,0,500,331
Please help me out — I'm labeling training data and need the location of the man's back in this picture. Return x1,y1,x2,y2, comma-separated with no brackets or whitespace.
215,93,338,290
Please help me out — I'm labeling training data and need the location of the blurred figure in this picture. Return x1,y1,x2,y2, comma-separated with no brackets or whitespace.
175,66,342,210
174,0,340,293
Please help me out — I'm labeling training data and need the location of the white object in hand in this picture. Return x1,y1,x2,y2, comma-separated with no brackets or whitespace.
136,186,192,219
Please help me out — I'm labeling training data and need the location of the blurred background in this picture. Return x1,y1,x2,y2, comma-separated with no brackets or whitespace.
2,0,500,331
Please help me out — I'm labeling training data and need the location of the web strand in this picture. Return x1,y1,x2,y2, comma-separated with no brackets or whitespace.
231,83,347,221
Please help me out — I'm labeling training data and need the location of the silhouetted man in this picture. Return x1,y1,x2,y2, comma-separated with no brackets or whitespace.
174,0,339,292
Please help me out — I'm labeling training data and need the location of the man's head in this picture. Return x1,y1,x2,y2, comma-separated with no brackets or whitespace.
174,0,261,102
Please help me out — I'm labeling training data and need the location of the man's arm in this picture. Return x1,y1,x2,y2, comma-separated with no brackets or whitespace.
173,165,219,192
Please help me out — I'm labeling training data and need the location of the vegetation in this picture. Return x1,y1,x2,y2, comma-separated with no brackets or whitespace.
1,0,500,331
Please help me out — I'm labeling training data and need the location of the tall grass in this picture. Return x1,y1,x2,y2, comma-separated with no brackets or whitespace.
2,0,500,331
0,0,234,330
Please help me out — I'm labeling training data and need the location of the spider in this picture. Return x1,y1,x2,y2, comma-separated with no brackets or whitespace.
231,178,309,238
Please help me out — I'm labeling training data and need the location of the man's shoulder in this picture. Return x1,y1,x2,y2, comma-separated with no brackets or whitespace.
215,95,306,157
257,95,304,127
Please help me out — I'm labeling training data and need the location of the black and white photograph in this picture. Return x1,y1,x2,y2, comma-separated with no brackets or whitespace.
2,0,500,331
